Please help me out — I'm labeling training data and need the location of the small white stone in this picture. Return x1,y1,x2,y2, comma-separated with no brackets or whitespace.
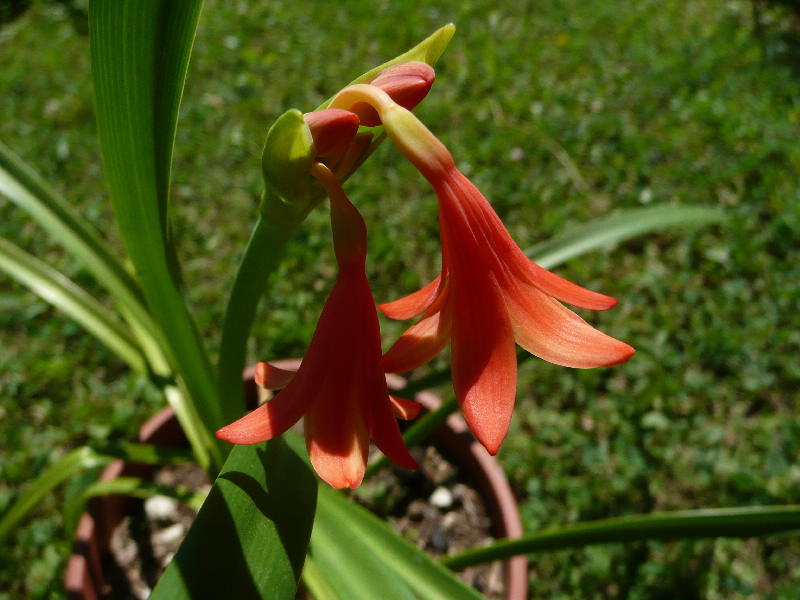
153,523,186,547
144,495,178,521
429,486,453,509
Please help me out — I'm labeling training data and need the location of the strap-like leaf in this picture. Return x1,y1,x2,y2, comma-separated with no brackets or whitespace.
63,477,206,534
151,438,317,600
0,236,146,373
90,0,224,469
313,485,486,600
0,447,108,544
528,204,727,270
0,141,162,353
443,505,800,570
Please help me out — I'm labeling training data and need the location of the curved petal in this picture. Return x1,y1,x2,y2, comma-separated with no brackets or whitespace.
450,278,518,456
382,286,452,373
445,170,617,311
215,381,312,444
389,395,422,420
370,397,419,471
379,274,442,320
304,385,370,489
504,277,634,368
524,260,618,310
254,361,297,390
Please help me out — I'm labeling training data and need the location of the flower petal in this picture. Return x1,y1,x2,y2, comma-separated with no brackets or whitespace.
504,277,635,368
305,390,370,489
253,361,297,390
379,274,442,320
450,279,518,456
382,286,452,373
389,395,422,420
445,170,617,311
215,383,311,445
524,261,618,310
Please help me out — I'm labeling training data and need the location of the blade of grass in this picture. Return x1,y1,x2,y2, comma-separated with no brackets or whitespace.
90,1,223,469
442,505,800,570
0,236,147,373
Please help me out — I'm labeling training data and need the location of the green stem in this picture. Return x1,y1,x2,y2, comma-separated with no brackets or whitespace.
442,505,800,571
217,214,297,423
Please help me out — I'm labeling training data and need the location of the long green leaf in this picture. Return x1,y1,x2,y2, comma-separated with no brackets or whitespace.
0,447,109,544
0,237,146,372
528,204,727,270
312,505,417,600
64,477,206,534
0,141,159,345
151,438,317,600
314,485,486,600
443,505,800,570
90,1,223,469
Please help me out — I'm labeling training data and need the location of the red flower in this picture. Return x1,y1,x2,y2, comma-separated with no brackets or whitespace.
217,162,418,489
330,83,635,454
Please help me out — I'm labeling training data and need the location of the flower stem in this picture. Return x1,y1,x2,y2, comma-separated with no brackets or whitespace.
217,212,297,423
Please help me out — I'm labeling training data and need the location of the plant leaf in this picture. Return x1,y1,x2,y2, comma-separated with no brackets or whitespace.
89,0,224,469
0,236,147,372
151,438,317,600
0,447,108,544
313,485,486,600
527,204,728,270
443,505,800,570
63,477,206,534
0,141,163,353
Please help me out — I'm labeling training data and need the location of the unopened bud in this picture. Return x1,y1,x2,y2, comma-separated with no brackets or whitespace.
304,108,360,157
352,61,435,127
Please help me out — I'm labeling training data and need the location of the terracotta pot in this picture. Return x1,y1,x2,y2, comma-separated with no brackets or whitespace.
65,371,527,600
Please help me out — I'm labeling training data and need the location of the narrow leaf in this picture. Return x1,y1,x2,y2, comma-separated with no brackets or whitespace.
528,204,728,270
151,438,317,600
64,477,206,534
0,237,147,372
0,140,162,354
90,0,224,468
443,505,800,570
0,447,108,543
314,485,486,600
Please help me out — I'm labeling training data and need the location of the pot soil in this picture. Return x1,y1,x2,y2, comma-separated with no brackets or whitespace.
66,374,527,600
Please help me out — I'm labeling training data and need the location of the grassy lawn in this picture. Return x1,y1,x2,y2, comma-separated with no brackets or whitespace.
1,0,799,597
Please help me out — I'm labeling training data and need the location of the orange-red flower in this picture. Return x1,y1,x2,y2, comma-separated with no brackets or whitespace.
330,83,635,454
217,162,418,489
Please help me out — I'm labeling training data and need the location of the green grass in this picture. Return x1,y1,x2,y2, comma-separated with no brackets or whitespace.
2,0,800,598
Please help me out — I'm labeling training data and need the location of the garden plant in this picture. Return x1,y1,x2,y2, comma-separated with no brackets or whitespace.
2,1,800,598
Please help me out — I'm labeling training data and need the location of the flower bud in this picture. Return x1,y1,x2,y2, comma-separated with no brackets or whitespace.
304,108,360,157
351,61,435,127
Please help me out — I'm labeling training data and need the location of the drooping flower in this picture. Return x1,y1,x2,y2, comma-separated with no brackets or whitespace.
329,83,635,454
217,160,418,489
